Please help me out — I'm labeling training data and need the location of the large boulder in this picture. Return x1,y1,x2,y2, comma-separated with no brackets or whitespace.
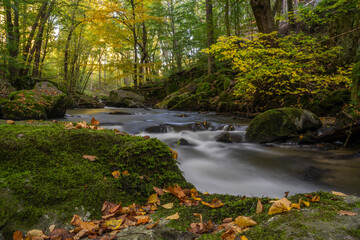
106,90,145,108
245,108,322,143
68,92,104,108
1,81,67,120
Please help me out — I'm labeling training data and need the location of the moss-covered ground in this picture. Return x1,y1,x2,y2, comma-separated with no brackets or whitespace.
0,120,192,238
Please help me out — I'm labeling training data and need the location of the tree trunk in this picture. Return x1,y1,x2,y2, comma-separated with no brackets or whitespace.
206,0,215,75
225,0,231,36
250,0,274,33
287,0,295,30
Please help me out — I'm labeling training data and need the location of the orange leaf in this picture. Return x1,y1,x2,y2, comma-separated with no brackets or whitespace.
83,155,98,162
167,185,186,200
91,117,100,126
122,170,130,176
71,215,97,231
13,231,23,240
201,198,224,208
6,120,15,124
221,228,236,240
169,148,178,159
310,195,320,202
191,189,202,201
135,215,150,225
146,220,159,229
112,171,121,179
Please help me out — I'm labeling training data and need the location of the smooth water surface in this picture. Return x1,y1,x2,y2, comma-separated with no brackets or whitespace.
57,107,360,198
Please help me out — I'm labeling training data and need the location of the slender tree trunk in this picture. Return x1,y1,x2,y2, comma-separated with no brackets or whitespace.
225,0,231,36
130,0,138,89
206,0,215,75
287,0,295,30
250,0,274,33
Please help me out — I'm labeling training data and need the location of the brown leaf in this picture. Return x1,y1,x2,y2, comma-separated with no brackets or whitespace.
332,191,347,197
13,231,23,240
167,185,186,200
76,121,89,129
83,155,98,162
91,117,100,126
338,210,358,216
48,225,55,234
6,120,15,124
234,216,257,228
50,229,74,240
102,201,119,216
166,212,179,220
26,230,48,240
143,135,150,139
73,228,88,240
153,187,165,195
256,199,264,214
201,198,224,208
146,220,159,229
221,228,236,240
70,215,98,232
135,215,150,225
223,218,233,224
112,171,121,179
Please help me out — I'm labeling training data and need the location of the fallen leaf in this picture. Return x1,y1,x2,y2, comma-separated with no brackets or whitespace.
148,194,159,204
143,135,150,139
112,171,121,179
76,121,89,129
26,230,48,240
332,191,347,197
73,228,88,240
71,215,98,232
146,220,159,229
240,236,249,240
153,187,165,195
162,203,174,209
201,198,224,208
256,199,264,214
302,200,310,207
50,229,74,240
223,218,233,223
338,210,358,216
103,219,123,230
6,120,15,124
91,117,100,126
122,170,130,176
234,216,257,228
169,148,178,159
166,212,179,220
221,228,236,240
204,192,210,195
13,231,23,240
310,195,320,202
135,215,150,225
167,185,186,200
49,225,55,233
83,155,98,162
268,198,292,215
291,202,301,210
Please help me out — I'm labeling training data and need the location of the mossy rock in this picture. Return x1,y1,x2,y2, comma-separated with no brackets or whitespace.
0,122,191,238
106,90,145,108
169,93,210,111
245,108,322,143
1,82,67,120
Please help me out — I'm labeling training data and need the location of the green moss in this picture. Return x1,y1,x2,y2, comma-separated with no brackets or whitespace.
0,122,191,238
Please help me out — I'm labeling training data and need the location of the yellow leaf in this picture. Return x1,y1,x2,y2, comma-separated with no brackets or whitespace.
301,200,310,207
148,194,159,204
201,198,224,208
103,219,123,230
166,212,179,220
193,213,203,223
191,189,202,201
291,202,301,210
240,236,249,240
112,171,121,179
83,155,98,162
6,120,15,124
162,203,174,209
234,216,257,228
332,191,347,197
204,192,210,195
310,195,320,202
256,199,264,214
268,198,292,215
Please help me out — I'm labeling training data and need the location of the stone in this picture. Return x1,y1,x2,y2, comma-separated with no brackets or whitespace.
216,132,243,143
68,93,104,108
108,111,132,115
245,108,322,143
106,90,145,108
1,81,67,120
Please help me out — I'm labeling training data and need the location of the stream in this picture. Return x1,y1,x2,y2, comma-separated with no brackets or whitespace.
57,107,360,198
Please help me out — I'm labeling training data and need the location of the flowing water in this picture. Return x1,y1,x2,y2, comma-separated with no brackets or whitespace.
57,107,360,198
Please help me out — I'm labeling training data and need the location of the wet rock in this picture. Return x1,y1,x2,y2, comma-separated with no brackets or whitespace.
216,132,243,143
106,90,145,108
246,108,322,143
1,81,67,120
108,111,132,115
145,125,169,133
300,166,324,181
177,138,194,146
176,113,189,117
68,93,104,108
